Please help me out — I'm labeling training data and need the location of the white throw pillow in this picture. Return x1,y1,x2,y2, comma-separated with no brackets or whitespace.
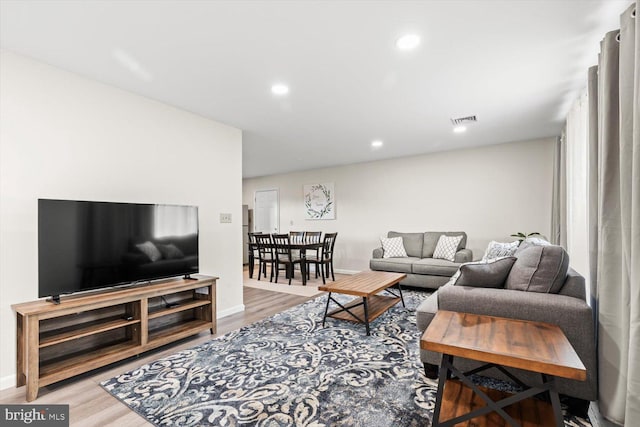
432,235,463,262
482,240,519,261
136,241,162,262
381,236,408,258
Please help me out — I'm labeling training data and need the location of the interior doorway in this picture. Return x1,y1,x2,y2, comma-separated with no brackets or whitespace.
254,189,279,234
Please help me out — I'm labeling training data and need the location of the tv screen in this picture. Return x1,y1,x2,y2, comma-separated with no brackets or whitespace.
38,199,199,298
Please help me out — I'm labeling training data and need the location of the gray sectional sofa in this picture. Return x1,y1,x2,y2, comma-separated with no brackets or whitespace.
370,231,473,289
416,243,597,409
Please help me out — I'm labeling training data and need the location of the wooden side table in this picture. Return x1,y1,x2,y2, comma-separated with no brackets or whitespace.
421,310,587,427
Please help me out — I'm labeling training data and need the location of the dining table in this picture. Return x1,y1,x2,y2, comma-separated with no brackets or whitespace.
248,237,323,286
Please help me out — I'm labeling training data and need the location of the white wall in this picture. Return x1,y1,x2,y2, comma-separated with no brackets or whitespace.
243,138,555,272
0,51,244,389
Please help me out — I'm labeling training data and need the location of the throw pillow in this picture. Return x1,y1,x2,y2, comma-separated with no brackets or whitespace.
381,236,408,258
455,256,517,288
515,236,552,255
482,240,519,261
432,235,463,262
505,245,569,293
136,241,162,262
158,243,185,260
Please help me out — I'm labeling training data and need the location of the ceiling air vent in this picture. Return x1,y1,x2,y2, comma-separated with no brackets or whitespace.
450,115,478,126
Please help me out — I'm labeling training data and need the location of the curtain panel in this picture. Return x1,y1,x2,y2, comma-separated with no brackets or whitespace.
586,2,639,424
551,134,567,247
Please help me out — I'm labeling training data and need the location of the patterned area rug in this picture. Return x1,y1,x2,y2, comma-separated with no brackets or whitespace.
101,291,592,426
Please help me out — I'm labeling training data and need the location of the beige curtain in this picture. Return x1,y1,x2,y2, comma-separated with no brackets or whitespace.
588,2,639,424
551,135,567,247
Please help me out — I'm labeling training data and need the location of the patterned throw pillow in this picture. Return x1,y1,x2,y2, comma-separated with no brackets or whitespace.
136,241,162,262
482,240,519,261
432,235,463,262
381,236,408,258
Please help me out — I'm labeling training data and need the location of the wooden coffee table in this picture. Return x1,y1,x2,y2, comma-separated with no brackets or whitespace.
318,271,406,335
421,310,587,427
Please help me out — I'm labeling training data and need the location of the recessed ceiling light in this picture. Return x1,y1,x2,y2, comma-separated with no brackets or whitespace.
396,34,420,50
371,140,384,148
453,125,467,133
271,83,289,96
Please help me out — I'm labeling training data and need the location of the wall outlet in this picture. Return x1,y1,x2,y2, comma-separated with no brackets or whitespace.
220,213,232,223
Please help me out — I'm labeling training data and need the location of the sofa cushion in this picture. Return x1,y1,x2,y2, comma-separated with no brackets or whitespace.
505,245,569,293
388,232,424,258
433,235,463,261
455,256,517,288
380,236,408,258
158,243,185,260
412,258,460,276
370,257,420,274
423,232,467,258
416,292,439,331
482,240,519,261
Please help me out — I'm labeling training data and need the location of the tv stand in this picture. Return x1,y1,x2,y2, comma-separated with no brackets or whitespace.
12,275,217,402
183,274,197,280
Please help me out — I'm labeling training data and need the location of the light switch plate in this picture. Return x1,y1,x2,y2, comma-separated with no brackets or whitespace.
220,213,232,223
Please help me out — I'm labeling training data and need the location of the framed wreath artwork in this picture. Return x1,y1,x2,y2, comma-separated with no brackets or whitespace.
304,183,335,220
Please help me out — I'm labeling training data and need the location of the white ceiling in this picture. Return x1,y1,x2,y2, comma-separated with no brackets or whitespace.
0,0,630,178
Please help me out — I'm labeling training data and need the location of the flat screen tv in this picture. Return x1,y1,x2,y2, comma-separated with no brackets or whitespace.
38,199,199,301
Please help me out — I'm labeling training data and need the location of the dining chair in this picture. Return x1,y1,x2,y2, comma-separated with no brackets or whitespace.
272,233,304,285
307,232,338,284
289,231,305,243
288,231,305,263
247,232,262,279
303,231,322,279
255,234,275,282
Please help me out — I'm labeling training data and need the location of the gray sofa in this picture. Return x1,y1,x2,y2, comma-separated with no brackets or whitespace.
370,231,473,289
416,250,597,406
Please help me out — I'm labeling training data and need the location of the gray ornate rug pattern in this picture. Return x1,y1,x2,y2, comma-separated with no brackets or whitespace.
101,291,591,426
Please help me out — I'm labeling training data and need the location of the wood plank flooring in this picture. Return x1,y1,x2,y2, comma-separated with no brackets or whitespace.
0,286,312,427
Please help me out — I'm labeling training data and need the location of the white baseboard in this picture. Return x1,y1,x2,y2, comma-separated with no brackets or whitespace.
0,374,16,391
334,269,361,275
216,304,245,319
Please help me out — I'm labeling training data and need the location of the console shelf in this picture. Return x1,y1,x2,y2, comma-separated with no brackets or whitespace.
148,299,211,319
12,275,217,402
39,317,140,348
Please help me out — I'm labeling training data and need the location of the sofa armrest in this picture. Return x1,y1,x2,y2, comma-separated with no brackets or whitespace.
438,285,596,399
372,247,383,258
454,248,473,263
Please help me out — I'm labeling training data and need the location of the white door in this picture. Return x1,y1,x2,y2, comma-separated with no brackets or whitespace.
254,189,279,234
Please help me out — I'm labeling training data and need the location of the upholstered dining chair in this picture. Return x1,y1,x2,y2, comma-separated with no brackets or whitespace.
272,233,304,285
255,234,275,282
307,232,337,284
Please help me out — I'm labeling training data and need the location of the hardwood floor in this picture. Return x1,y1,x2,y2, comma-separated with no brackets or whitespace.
0,286,313,427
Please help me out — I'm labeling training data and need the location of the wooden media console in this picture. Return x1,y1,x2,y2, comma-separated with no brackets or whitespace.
12,275,217,402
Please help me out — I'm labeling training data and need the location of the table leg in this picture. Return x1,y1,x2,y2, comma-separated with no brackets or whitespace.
248,251,255,278
397,283,405,307
300,248,307,286
544,374,564,427
363,297,370,336
322,292,332,327
432,354,453,426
